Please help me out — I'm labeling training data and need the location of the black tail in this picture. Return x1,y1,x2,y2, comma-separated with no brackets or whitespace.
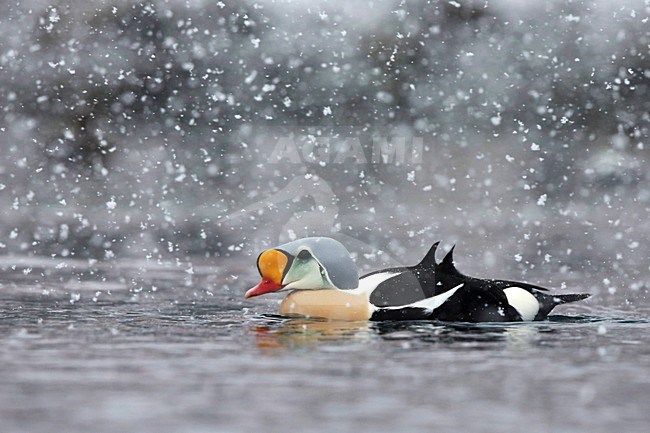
534,292,590,320
554,293,591,304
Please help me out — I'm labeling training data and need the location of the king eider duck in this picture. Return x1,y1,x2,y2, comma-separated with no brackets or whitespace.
244,237,590,322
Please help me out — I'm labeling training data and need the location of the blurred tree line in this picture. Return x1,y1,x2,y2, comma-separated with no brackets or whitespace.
0,0,648,260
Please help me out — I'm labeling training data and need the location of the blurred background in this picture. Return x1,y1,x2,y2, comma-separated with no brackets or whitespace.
1,0,648,295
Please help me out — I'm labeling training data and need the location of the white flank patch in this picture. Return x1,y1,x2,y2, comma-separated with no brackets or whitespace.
356,272,400,296
503,287,540,321
414,284,464,311
379,283,465,312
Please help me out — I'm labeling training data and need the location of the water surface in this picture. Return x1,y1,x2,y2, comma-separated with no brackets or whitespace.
1,257,648,433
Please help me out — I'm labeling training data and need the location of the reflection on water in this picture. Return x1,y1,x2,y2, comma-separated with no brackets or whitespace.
249,315,552,351
548,314,650,324
247,312,650,353
375,320,546,350
251,317,373,349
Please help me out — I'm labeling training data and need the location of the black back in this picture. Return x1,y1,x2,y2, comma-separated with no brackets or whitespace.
366,241,589,321
435,246,550,293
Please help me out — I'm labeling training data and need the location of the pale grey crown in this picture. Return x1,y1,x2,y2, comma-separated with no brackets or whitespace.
276,237,359,290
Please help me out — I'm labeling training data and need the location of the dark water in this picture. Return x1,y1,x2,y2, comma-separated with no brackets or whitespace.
1,257,649,433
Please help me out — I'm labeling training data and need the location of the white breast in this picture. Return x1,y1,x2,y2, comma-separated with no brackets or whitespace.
503,287,540,321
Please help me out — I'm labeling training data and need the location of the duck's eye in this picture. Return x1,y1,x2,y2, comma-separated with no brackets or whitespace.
296,249,311,260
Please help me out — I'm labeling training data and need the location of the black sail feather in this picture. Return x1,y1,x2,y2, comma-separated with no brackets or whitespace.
439,245,462,276
417,241,440,268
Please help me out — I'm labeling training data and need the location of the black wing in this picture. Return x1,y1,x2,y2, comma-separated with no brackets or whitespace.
367,270,431,307
365,241,453,307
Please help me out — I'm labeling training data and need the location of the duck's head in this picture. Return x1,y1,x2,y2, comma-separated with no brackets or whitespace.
245,237,359,298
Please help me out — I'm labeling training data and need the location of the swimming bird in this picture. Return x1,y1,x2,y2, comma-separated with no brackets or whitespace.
244,237,590,322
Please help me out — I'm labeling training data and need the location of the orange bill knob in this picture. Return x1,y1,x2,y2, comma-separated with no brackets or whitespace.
244,249,289,298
